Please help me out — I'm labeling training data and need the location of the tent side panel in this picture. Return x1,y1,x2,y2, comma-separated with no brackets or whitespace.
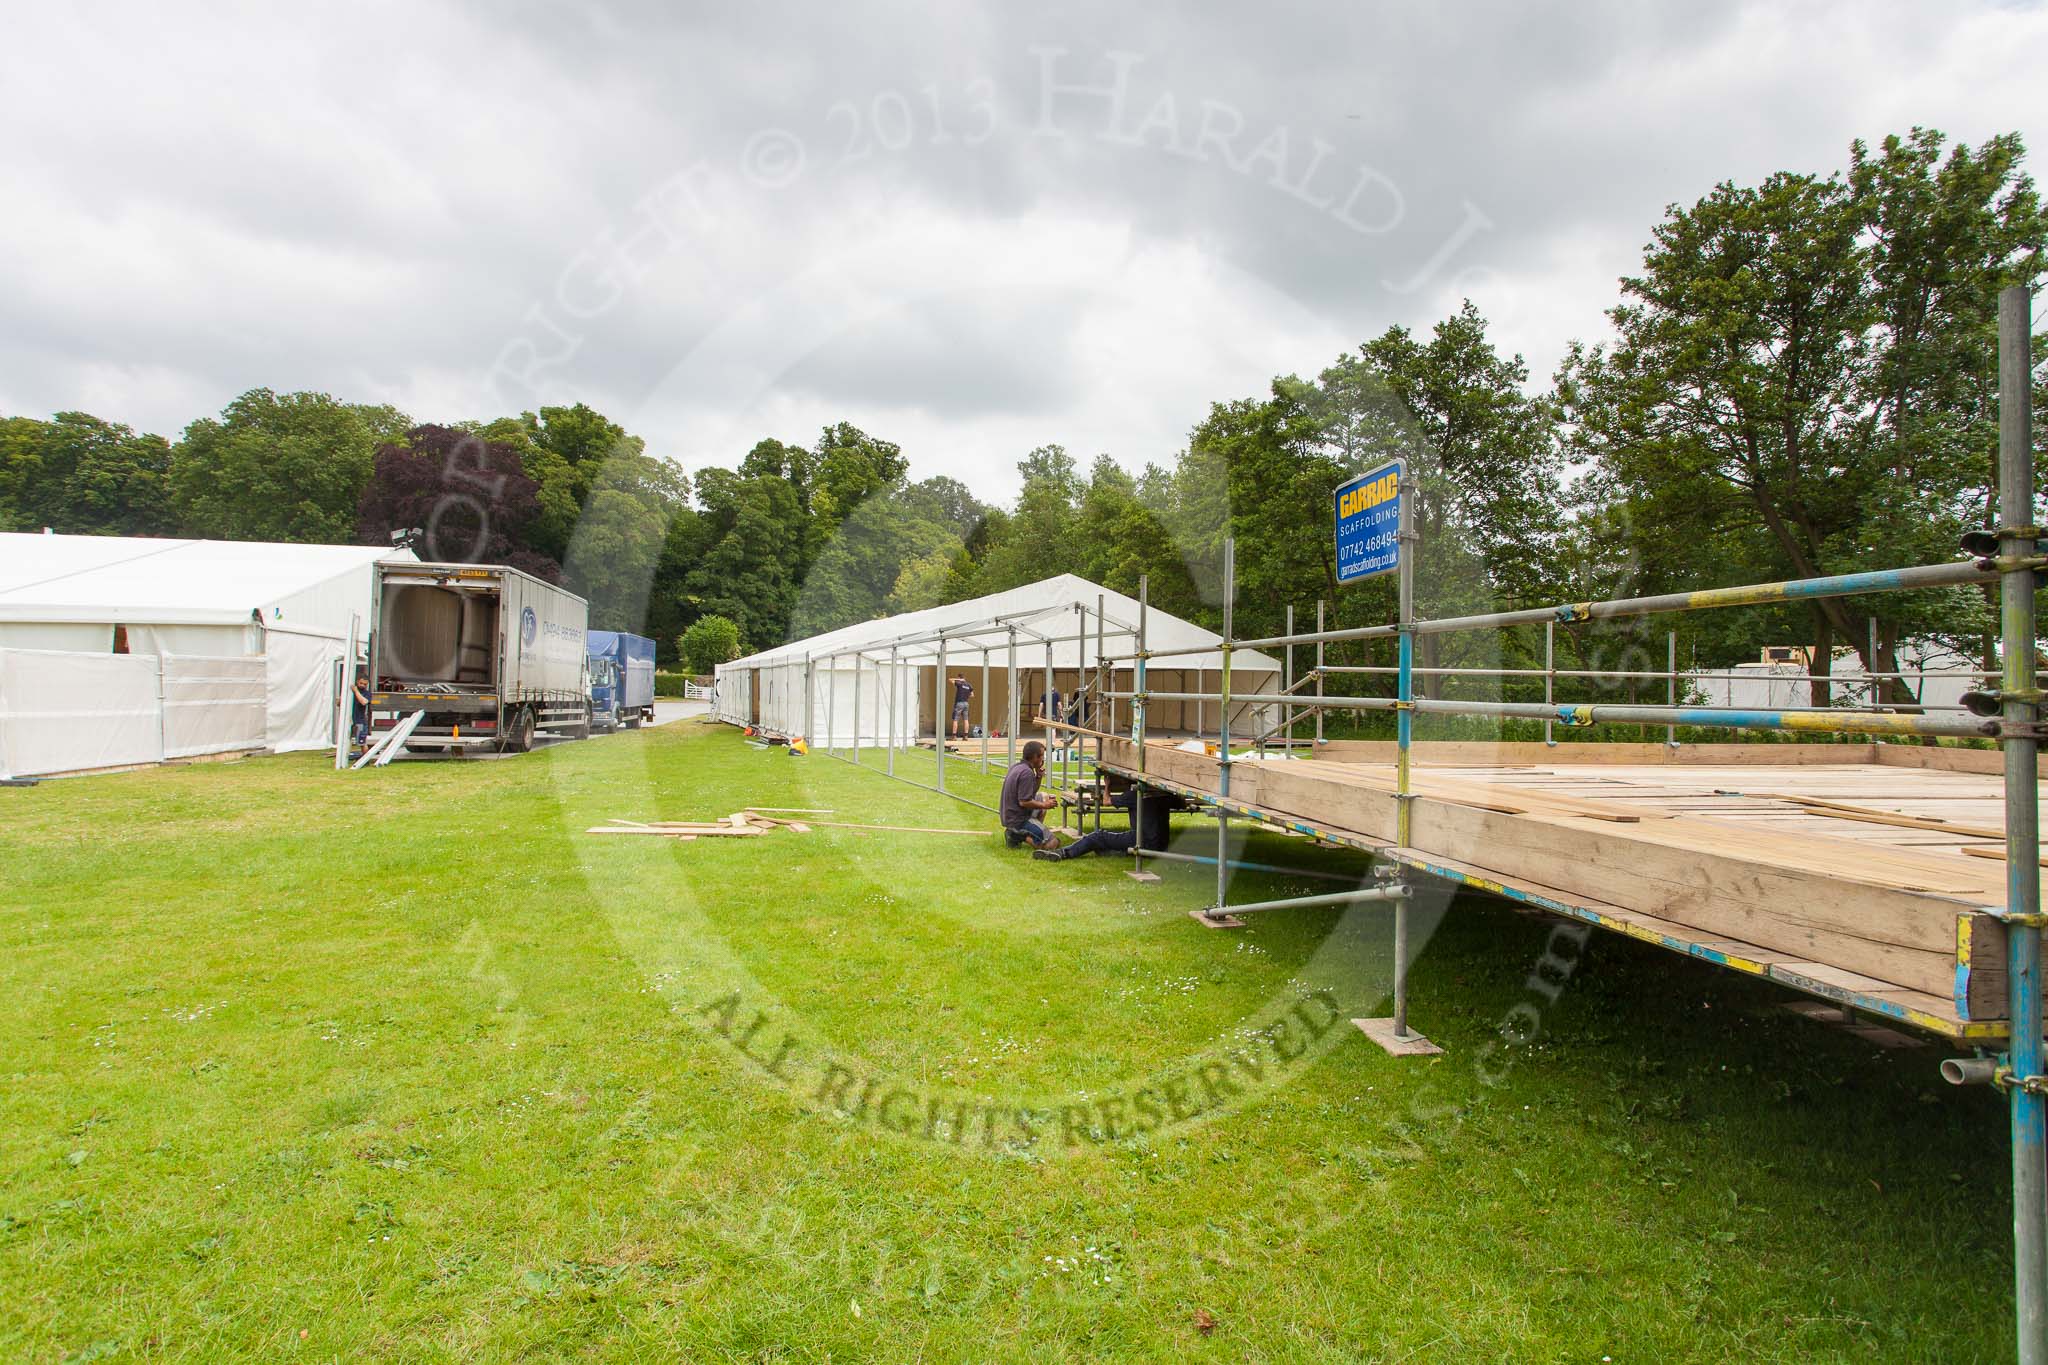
0,623,113,652
128,623,258,656
0,649,164,778
161,654,268,759
266,631,345,752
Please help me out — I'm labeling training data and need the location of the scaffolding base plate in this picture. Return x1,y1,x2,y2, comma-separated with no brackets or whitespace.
1352,1017,1443,1056
1127,870,1162,883
1188,910,1245,930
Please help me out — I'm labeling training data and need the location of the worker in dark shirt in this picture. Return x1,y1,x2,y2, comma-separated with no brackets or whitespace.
999,740,1136,862
350,666,371,749
949,673,973,739
1000,741,1060,850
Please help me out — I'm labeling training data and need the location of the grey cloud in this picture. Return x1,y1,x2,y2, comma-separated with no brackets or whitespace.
0,1,2040,487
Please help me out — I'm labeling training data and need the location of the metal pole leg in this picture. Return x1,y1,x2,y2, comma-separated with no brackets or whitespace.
1667,631,1678,750
1998,283,2046,1365
1545,621,1555,748
1354,457,1439,1056
1315,600,1325,748
1215,540,1235,919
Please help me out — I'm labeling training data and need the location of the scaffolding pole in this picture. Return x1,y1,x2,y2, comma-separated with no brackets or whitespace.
1119,558,2009,662
1545,621,1555,748
1217,539,1235,916
935,633,946,794
1315,600,1325,748
1999,283,2045,1365
1667,632,1678,750
1200,883,1409,923
1393,459,1418,1042
1134,574,1148,876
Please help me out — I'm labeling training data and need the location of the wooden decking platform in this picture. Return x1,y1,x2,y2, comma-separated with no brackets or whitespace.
1097,739,2029,1042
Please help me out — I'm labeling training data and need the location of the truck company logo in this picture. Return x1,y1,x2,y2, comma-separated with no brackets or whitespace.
521,606,538,649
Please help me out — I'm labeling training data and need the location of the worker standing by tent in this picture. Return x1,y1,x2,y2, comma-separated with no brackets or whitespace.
349,666,371,751
949,673,973,739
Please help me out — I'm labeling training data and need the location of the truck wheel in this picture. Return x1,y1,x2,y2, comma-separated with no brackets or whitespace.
503,706,535,754
625,710,642,729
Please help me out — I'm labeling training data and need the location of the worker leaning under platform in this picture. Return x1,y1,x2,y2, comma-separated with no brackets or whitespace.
998,740,1135,862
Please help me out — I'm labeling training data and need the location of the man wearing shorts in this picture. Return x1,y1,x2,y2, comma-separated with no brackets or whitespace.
950,673,973,739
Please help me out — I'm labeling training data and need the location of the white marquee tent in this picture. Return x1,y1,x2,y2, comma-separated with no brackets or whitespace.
0,532,416,778
714,574,1280,747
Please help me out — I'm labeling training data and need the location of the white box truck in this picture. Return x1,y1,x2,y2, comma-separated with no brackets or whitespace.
367,562,591,755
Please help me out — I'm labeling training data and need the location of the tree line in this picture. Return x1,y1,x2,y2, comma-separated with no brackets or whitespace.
4,127,2042,688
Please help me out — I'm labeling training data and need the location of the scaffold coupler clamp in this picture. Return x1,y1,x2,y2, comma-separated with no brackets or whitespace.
1959,524,2048,573
1556,704,1596,728
1992,1064,2048,1097
1369,862,1411,896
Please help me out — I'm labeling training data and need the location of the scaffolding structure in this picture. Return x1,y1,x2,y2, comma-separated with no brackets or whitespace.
1080,286,2043,1364
709,292,2045,1361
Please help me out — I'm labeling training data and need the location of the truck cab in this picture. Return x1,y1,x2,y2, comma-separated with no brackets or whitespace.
586,630,656,730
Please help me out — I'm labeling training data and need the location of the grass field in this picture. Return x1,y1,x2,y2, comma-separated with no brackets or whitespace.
0,720,2017,1362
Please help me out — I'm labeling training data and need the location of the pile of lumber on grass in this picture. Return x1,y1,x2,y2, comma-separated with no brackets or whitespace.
584,809,992,841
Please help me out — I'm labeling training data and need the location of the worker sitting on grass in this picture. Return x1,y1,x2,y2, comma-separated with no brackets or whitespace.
999,741,1137,863
950,673,973,739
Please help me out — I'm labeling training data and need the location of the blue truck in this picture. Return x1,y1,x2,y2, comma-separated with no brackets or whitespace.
586,631,657,730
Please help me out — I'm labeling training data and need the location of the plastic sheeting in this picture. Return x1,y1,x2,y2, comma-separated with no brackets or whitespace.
0,649,164,778
0,622,111,651
161,654,266,759
265,630,344,753
0,649,268,778
129,623,257,656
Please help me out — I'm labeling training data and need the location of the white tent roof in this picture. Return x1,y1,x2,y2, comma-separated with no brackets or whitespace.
0,533,415,625
723,574,1278,673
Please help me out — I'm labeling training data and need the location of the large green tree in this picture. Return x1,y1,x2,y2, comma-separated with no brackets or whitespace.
1562,128,2042,703
0,411,175,536
682,467,807,650
169,389,408,543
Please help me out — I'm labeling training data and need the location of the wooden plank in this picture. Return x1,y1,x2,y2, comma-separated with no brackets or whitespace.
794,820,992,836
1110,735,1982,995
1959,915,2009,1021
1874,745,2005,775
1763,793,2004,840
585,825,765,837
1961,845,2048,868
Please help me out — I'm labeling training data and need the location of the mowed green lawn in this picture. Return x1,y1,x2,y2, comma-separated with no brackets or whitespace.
0,720,2016,1362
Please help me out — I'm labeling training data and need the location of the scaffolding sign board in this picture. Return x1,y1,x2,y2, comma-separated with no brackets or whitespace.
1335,459,1402,583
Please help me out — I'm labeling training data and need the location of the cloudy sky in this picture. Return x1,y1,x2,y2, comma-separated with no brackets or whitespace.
3,1,2043,500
